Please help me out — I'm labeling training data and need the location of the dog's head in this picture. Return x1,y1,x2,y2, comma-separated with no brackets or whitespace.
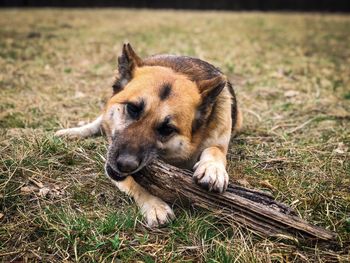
103,44,225,180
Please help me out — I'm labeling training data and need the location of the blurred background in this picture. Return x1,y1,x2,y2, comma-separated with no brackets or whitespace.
1,0,350,12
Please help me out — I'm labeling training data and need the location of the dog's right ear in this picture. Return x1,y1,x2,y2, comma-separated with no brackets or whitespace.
112,43,143,93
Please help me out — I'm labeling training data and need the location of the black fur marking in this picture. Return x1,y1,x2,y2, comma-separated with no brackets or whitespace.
126,99,145,120
112,81,123,94
159,83,172,100
157,116,179,140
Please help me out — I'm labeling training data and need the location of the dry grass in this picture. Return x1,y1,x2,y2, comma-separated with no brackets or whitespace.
0,9,349,262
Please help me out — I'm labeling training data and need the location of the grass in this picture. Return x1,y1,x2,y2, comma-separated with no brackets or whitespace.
0,9,349,262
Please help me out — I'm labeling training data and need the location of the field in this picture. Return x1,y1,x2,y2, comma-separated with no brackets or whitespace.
0,9,349,262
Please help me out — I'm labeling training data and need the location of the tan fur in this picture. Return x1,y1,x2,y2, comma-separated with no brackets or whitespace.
55,44,242,227
233,108,243,135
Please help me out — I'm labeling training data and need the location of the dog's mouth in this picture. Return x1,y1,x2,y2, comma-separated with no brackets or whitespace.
105,140,158,181
105,163,128,181
105,154,155,181
105,162,143,178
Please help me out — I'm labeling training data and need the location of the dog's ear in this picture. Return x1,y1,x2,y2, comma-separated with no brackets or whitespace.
113,43,143,93
198,76,226,105
192,76,226,132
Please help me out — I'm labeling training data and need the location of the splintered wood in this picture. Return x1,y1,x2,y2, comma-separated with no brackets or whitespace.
135,159,336,242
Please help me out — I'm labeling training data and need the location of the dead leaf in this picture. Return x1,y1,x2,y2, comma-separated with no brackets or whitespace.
284,90,299,98
270,68,285,79
0,213,4,219
38,187,50,198
328,105,349,118
291,199,300,206
20,186,37,193
29,178,44,188
74,91,86,99
236,178,250,187
260,180,275,190
334,142,348,154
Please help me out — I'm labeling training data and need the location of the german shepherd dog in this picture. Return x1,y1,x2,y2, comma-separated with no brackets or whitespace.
55,44,242,227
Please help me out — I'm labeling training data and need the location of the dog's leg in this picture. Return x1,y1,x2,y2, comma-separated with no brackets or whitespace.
193,146,229,193
109,176,175,227
55,115,103,138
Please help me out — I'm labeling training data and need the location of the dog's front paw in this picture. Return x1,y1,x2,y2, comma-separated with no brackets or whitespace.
193,160,229,193
141,196,175,228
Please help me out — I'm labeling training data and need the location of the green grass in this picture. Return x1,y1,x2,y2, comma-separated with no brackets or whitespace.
1,9,350,262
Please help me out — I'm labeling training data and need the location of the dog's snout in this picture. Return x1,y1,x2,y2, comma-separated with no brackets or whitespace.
116,155,140,173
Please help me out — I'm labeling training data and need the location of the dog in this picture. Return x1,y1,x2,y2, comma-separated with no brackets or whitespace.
55,43,242,227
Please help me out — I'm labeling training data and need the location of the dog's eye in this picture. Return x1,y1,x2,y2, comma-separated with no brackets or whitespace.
126,103,141,119
157,124,177,137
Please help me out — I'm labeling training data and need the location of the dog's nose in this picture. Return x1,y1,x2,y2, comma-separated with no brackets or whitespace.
116,155,140,173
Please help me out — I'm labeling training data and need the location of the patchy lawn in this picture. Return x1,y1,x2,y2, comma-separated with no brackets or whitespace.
0,9,349,262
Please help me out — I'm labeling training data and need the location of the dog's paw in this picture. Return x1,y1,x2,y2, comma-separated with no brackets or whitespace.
141,196,175,228
193,160,229,193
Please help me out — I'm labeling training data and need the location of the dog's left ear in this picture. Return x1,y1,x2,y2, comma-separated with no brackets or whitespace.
198,76,226,105
113,43,143,93
193,76,226,132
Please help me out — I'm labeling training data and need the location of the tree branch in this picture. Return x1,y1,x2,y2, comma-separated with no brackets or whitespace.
135,159,336,242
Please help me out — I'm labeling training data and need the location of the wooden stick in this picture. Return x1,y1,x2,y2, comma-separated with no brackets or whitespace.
134,159,336,242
